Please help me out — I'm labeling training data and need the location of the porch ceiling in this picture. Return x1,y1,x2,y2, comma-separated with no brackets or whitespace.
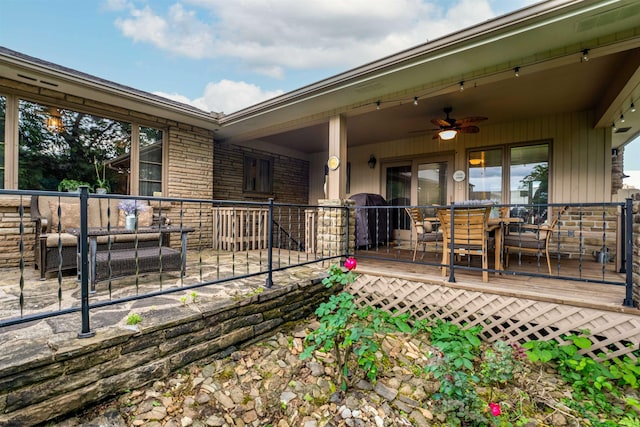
217,0,640,154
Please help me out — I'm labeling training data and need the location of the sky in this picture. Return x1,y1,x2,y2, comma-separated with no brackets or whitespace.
1,0,539,115
3,0,640,179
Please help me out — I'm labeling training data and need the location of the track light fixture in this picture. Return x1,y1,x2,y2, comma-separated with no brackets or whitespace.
612,122,617,132
620,114,625,123
514,67,520,77
376,101,380,110
413,97,418,106
459,81,464,91
581,49,589,62
632,102,636,113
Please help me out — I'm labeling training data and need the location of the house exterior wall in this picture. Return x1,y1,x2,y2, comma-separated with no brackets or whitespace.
0,77,215,260
212,142,309,204
313,110,611,205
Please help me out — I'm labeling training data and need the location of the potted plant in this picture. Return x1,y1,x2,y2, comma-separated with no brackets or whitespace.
94,157,109,194
119,199,142,230
58,178,91,192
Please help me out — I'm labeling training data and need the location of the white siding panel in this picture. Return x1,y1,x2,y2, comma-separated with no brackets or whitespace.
342,110,609,203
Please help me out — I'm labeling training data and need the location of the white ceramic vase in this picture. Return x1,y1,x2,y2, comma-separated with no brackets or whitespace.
125,214,137,231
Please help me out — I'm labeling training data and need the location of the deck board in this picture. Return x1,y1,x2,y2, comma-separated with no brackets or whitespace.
354,247,636,315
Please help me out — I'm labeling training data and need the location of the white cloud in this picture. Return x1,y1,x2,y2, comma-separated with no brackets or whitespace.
155,79,284,114
111,0,525,77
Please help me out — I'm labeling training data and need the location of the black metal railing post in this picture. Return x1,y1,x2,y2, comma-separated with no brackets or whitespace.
623,198,634,307
266,198,274,288
78,186,95,338
448,205,456,283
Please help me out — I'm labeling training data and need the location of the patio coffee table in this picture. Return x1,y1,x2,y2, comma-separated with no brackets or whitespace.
67,226,194,291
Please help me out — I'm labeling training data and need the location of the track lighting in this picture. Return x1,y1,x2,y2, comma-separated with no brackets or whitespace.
581,49,589,62
632,103,636,113
459,81,464,92
612,122,617,132
620,114,625,123
376,101,380,110
514,67,520,77
413,97,418,106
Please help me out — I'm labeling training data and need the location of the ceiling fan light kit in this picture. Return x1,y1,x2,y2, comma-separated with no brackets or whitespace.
431,107,487,140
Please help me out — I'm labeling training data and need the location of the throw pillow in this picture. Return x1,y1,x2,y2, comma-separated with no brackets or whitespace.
48,201,80,233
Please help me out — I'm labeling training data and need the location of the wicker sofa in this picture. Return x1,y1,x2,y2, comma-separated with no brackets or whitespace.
31,195,170,280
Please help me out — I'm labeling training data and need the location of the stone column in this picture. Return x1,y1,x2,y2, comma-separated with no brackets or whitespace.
316,199,355,266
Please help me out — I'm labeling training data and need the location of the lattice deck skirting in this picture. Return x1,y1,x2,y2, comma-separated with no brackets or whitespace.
349,274,640,361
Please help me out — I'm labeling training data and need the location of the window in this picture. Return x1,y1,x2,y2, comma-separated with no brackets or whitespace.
468,142,549,222
509,143,548,223
244,155,273,194
17,99,131,192
468,148,503,201
139,127,163,196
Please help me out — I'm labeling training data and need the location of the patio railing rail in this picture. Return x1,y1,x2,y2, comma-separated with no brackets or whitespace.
0,188,350,336
351,201,634,307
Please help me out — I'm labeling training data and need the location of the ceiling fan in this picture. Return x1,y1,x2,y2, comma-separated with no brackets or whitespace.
429,107,487,140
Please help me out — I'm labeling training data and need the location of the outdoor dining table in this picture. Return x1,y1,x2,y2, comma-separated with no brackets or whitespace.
488,216,524,274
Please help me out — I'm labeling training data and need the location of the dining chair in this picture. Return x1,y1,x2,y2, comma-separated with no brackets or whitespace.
437,206,492,282
503,206,568,275
404,207,442,261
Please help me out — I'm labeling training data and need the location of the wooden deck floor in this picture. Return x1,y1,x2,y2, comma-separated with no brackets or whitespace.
354,246,637,315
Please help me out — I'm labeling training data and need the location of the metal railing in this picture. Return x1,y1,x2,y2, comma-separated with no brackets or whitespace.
351,201,634,307
0,188,350,336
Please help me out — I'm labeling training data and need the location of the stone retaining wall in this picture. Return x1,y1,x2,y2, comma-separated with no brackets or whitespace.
0,278,337,426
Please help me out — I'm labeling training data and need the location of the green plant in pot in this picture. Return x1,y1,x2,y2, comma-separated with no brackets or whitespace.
58,178,91,192
94,157,110,194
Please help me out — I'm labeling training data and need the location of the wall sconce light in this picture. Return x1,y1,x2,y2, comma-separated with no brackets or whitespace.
612,148,619,160
368,155,377,169
45,107,64,133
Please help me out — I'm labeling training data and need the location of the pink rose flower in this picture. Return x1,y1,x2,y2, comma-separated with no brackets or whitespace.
344,257,357,271
489,402,501,417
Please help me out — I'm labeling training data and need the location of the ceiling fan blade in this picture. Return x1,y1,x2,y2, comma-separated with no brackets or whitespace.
431,118,450,127
459,126,480,134
458,116,488,124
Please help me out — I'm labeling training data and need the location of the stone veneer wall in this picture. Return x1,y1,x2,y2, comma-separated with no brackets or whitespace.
212,142,308,204
554,206,620,260
165,124,214,249
0,277,337,426
0,197,33,268
0,77,215,260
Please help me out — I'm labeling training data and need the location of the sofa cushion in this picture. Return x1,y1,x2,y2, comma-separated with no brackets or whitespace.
45,232,78,248
47,198,102,231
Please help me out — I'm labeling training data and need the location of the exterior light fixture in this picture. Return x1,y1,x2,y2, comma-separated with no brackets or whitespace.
367,155,377,169
438,129,458,140
45,108,64,133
